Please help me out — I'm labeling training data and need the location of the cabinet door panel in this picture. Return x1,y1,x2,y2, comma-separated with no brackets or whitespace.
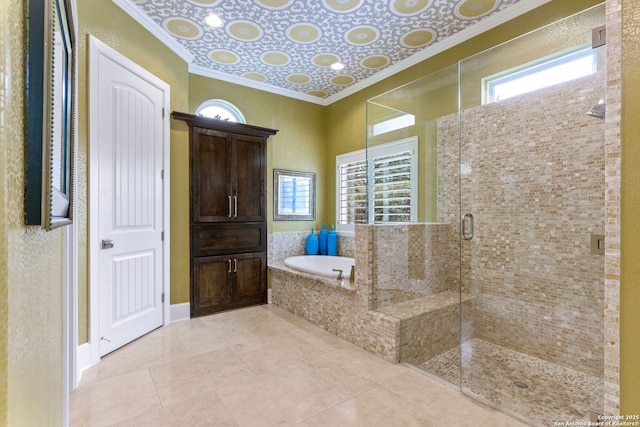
192,256,232,315
234,135,265,222
192,128,231,222
234,252,266,300
192,223,265,256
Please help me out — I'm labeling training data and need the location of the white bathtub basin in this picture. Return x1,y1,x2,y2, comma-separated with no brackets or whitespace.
284,255,355,278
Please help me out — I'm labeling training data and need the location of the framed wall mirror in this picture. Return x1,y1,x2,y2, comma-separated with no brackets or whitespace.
25,0,76,230
274,169,316,221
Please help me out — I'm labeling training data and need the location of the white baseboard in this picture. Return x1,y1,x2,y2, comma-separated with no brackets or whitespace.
76,342,93,387
170,302,190,322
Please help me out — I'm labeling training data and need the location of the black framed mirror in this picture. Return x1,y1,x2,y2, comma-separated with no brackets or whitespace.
25,0,75,230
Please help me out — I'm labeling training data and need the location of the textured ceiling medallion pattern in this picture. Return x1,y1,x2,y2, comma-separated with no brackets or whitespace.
132,0,526,99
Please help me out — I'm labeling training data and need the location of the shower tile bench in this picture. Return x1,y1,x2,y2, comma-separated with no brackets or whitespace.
375,290,475,366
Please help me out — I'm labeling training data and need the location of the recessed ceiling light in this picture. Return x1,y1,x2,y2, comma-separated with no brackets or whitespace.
330,62,345,71
205,13,223,28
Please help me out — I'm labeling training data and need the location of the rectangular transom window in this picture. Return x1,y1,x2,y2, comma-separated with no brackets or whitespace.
485,47,597,103
336,137,417,233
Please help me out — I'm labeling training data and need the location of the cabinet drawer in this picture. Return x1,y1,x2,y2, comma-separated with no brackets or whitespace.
192,223,265,257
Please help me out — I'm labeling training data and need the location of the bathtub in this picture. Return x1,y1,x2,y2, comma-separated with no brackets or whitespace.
284,255,355,278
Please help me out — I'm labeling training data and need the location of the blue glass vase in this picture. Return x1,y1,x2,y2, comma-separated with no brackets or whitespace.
305,228,319,255
318,223,328,255
327,224,338,256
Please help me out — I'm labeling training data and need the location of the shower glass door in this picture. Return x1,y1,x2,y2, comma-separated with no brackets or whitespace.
366,64,462,386
458,5,606,425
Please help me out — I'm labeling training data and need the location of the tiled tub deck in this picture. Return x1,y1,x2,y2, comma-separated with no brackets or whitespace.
269,262,473,365
269,263,401,362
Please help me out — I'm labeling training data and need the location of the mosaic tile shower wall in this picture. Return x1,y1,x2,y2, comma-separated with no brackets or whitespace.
438,72,606,378
370,224,459,310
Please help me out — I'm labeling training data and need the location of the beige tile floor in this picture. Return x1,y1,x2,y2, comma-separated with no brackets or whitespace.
71,304,530,427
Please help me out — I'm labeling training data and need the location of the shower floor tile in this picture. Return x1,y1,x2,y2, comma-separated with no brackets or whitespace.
418,338,603,427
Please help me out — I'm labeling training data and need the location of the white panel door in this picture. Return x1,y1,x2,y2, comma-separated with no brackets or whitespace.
96,50,165,356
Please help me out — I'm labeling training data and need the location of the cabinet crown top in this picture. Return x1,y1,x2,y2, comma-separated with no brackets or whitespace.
171,111,278,138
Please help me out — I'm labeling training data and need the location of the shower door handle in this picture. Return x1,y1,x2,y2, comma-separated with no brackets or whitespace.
461,213,474,240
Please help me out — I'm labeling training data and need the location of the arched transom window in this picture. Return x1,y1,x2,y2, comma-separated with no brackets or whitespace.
195,99,246,123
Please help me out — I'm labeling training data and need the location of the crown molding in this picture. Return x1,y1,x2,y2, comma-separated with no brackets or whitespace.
188,64,327,106
111,0,194,64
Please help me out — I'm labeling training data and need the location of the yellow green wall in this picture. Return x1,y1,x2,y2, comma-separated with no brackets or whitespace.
621,0,640,415
0,1,10,423
1,0,64,425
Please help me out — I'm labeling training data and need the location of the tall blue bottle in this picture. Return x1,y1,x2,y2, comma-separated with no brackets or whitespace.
327,224,338,256
318,223,328,255
305,227,319,255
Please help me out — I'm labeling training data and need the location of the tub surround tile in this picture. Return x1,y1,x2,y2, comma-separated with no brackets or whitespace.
268,231,307,264
270,267,400,362
270,224,467,365
269,231,355,264
269,262,357,292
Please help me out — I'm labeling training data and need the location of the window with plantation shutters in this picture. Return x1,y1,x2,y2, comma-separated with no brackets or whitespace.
336,151,367,232
336,137,417,233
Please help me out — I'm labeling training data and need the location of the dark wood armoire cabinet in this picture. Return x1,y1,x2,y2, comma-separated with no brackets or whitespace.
172,112,277,317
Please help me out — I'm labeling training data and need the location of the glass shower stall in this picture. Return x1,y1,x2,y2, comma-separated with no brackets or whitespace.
366,4,606,426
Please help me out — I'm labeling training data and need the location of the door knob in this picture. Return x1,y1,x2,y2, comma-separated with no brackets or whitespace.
101,239,114,250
